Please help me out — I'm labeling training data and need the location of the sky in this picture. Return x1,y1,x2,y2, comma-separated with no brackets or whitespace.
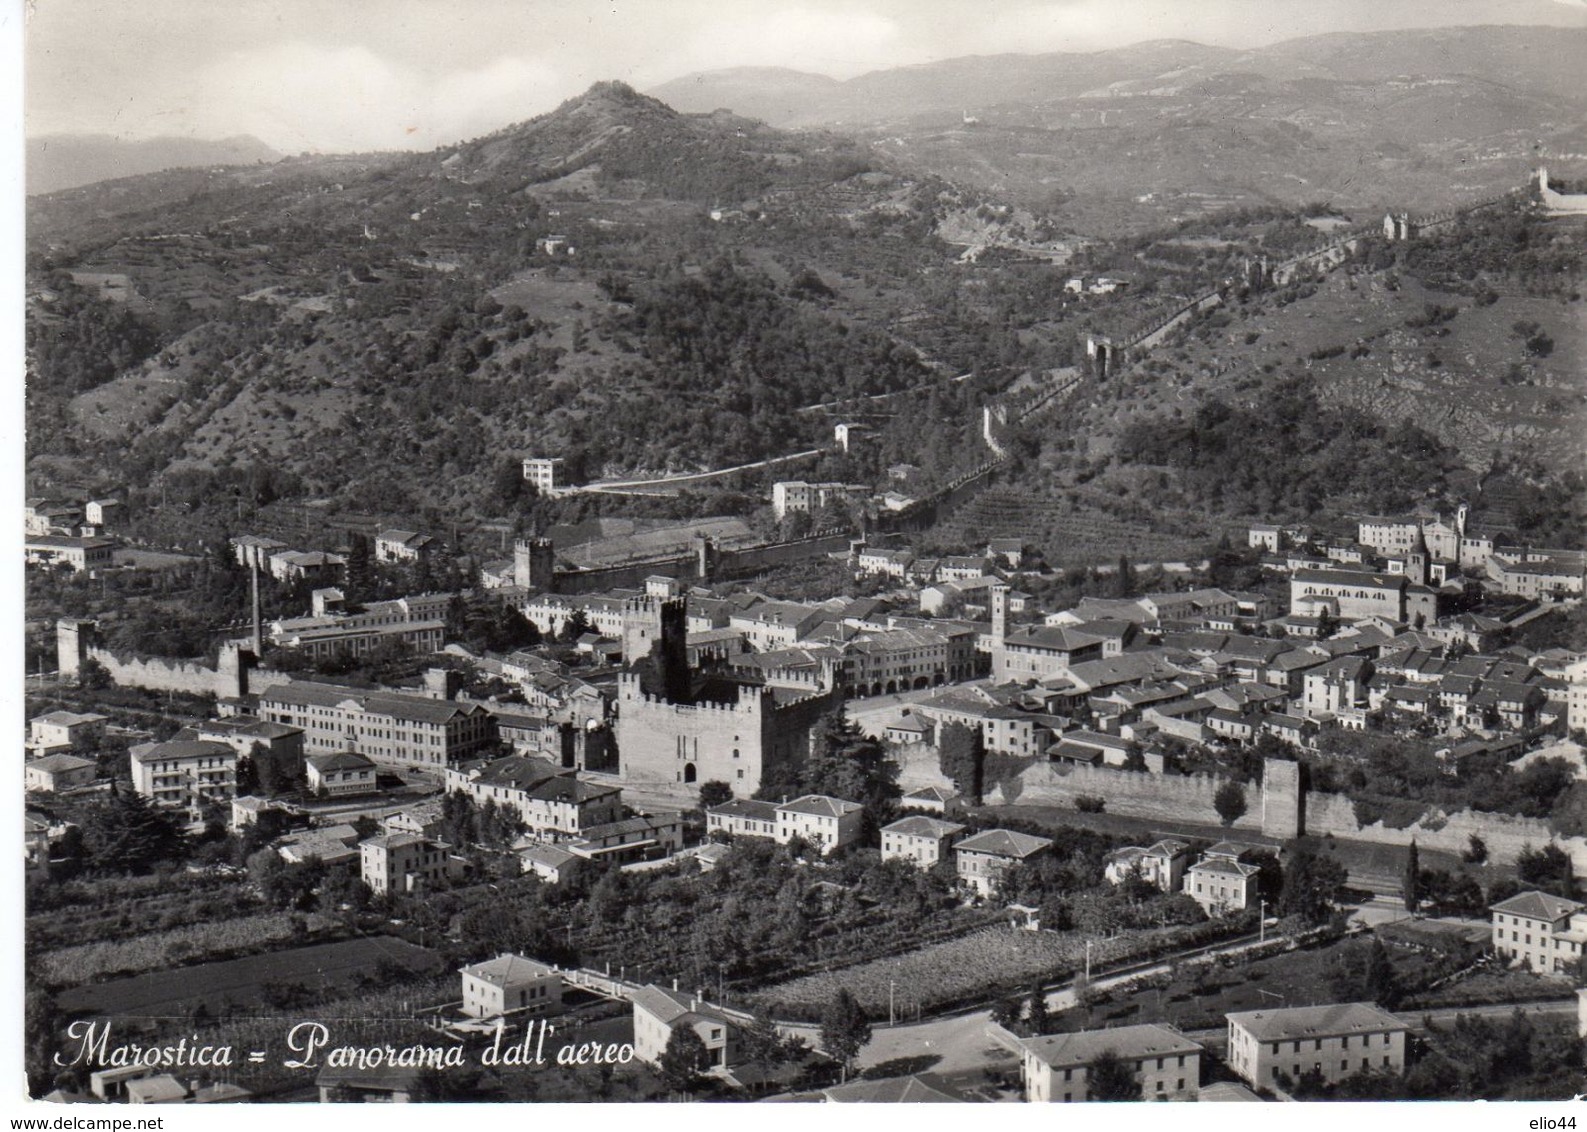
22,0,1587,154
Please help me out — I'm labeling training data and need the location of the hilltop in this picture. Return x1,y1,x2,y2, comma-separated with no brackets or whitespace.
653,26,1587,231
26,133,281,196
23,73,1586,566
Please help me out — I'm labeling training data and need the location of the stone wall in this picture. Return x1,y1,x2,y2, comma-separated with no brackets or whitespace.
83,645,291,701
1007,760,1587,869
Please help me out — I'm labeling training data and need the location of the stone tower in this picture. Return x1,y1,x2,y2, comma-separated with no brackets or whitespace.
1407,526,1430,588
693,535,718,583
513,537,557,591
1260,757,1304,840
56,618,97,679
624,596,690,704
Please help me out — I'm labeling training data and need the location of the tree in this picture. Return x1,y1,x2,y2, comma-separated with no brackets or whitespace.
1214,781,1247,827
937,721,984,804
1403,840,1421,913
1086,1050,1140,1101
1026,982,1050,1035
1114,555,1136,598
737,1015,806,1093
658,1026,711,1093
1278,839,1347,925
819,989,872,1081
1517,843,1573,898
1463,834,1488,866
699,781,733,810
991,995,1023,1030
78,789,186,874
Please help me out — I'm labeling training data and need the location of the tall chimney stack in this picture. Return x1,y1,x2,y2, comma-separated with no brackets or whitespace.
250,561,263,655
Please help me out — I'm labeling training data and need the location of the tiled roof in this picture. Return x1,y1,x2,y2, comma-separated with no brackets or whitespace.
1226,1002,1406,1042
883,816,966,838
955,828,1052,858
709,799,780,822
460,953,558,985
307,750,377,773
778,794,863,819
1490,889,1583,921
262,680,488,725
1019,1023,1202,1068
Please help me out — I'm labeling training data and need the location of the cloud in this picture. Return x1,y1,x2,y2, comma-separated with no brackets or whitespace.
188,42,567,152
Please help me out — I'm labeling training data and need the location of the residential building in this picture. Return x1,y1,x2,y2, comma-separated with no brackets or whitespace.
1358,518,1422,557
777,795,864,854
1104,839,1190,894
900,784,957,813
460,953,564,1020
25,535,117,574
855,547,914,579
28,710,108,755
519,843,582,884
880,815,965,868
1225,1003,1407,1089
258,680,497,771
954,828,1053,896
306,750,378,796
567,813,685,863
1019,1023,1204,1102
522,457,565,495
706,798,780,840
231,535,289,570
129,739,237,813
85,499,123,528
771,481,867,519
631,985,744,1075
1302,656,1374,719
267,549,346,585
190,716,306,774
1183,844,1262,915
375,529,436,563
1490,889,1587,973
359,833,457,895
446,755,623,839
24,753,98,793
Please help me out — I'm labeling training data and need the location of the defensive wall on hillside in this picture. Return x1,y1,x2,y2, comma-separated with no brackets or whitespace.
549,529,855,595
1009,757,1587,870
873,461,1006,535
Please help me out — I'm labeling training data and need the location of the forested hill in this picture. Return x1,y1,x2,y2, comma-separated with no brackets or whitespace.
24,82,1023,535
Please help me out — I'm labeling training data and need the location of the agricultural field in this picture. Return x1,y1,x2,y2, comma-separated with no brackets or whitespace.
37,912,308,986
931,486,1219,568
56,935,442,1020
752,919,1244,1020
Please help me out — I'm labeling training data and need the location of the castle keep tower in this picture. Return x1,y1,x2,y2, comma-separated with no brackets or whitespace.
622,595,690,705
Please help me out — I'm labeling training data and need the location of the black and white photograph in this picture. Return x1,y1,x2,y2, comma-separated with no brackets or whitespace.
9,0,1587,1115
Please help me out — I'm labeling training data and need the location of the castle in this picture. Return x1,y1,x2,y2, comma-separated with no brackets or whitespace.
611,595,841,797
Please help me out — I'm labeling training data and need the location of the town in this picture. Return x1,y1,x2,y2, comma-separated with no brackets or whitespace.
22,451,1587,1102
19,8,1587,1109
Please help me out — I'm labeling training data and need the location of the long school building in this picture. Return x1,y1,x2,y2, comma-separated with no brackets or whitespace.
258,680,497,772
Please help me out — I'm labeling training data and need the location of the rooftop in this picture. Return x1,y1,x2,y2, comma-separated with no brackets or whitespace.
1225,1002,1405,1042
460,952,558,986
955,828,1052,859
1020,1022,1202,1068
